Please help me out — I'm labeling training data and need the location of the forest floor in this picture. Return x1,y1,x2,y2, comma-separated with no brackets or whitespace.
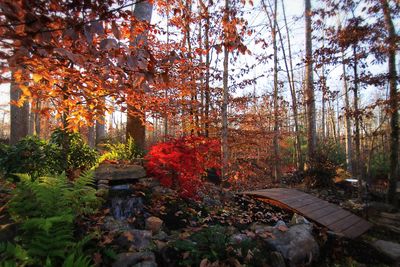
1,170,399,266
89,172,399,267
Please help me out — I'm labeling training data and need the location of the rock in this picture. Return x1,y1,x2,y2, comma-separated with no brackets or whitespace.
230,233,250,245
98,179,109,185
127,229,152,250
250,223,274,234
289,213,309,226
270,251,286,267
152,185,175,195
264,224,319,266
154,240,167,250
95,164,146,181
131,158,145,166
153,231,169,241
111,196,144,220
133,261,157,267
102,216,132,232
145,216,163,233
98,184,110,190
112,251,156,267
372,240,400,262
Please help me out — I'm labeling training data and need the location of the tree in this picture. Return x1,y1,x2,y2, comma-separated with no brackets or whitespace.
281,0,303,171
126,0,154,151
305,0,316,164
9,74,29,145
221,0,230,180
263,0,281,182
380,0,398,205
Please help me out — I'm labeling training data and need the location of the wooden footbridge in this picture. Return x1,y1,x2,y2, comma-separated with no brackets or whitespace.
243,188,373,239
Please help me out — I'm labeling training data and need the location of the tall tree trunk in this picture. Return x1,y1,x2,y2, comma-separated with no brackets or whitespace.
88,124,95,148
352,43,362,195
96,120,106,144
34,100,41,136
305,0,316,164
200,0,211,137
381,0,398,205
342,49,353,173
10,77,29,145
264,0,280,181
281,0,303,171
126,0,153,151
198,0,204,136
221,0,230,180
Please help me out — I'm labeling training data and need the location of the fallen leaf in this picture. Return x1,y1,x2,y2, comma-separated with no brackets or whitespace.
277,225,288,232
123,231,134,241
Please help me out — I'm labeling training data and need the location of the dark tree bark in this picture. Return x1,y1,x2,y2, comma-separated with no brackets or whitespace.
221,0,230,180
381,0,398,205
305,0,316,163
10,78,29,145
96,120,106,144
126,0,153,151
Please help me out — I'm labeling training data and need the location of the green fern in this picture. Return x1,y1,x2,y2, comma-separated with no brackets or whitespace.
62,253,92,267
6,171,99,266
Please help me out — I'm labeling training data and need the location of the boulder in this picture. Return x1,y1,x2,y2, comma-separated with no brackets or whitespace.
372,240,400,262
153,231,169,241
133,261,157,267
127,229,152,250
95,164,146,181
145,216,163,233
289,213,309,226
112,251,156,267
263,222,319,266
230,233,250,245
98,179,109,185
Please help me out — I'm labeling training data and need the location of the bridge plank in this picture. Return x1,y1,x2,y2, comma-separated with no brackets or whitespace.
243,188,372,238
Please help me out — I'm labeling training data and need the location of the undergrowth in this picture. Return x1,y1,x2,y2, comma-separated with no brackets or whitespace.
0,171,101,267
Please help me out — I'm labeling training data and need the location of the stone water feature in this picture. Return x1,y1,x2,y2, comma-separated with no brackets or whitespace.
95,163,159,267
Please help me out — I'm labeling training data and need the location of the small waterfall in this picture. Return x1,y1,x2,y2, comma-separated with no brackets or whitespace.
109,184,144,220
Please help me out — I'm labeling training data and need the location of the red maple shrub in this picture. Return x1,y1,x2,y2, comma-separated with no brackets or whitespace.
145,136,221,198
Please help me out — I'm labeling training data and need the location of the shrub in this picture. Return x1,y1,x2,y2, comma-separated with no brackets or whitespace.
0,171,100,266
317,139,346,167
145,136,221,198
170,225,266,266
369,151,389,180
102,137,143,162
50,129,98,173
305,148,337,188
0,136,63,180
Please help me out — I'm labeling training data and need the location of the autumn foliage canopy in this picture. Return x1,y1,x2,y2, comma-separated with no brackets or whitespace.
145,136,221,198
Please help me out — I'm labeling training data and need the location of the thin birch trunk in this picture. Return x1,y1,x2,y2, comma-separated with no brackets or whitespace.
221,0,229,180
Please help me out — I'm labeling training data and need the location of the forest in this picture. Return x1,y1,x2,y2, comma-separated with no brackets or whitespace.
0,0,399,266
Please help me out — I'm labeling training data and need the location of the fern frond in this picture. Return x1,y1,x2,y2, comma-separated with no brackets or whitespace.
62,253,92,267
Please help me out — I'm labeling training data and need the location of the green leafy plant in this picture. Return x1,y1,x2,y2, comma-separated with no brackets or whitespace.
170,225,265,266
1,171,100,266
102,137,143,162
0,136,63,180
50,129,98,173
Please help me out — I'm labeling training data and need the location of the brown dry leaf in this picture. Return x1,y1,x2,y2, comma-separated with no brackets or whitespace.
258,231,275,239
277,225,288,232
123,231,135,241
244,230,256,238
102,234,113,245
200,259,209,267
93,252,102,266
